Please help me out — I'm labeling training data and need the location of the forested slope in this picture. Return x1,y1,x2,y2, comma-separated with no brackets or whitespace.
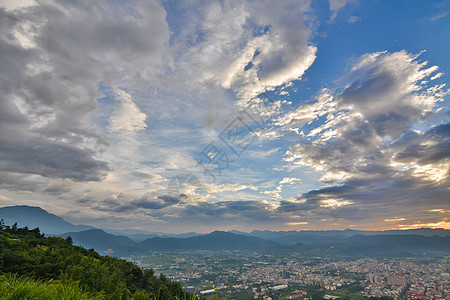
0,221,196,299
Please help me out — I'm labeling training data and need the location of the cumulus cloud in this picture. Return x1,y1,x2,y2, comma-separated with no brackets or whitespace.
276,50,449,225
220,1,316,101
0,0,169,187
279,177,302,185
263,185,282,199
169,0,316,107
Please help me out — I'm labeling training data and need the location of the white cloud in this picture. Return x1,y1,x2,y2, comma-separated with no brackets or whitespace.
109,89,147,134
384,217,406,222
274,90,336,133
430,72,444,80
427,209,448,213
279,177,302,185
286,221,308,226
203,182,256,194
319,171,348,183
426,12,449,22
320,199,352,208
262,185,282,199
348,16,360,23
245,148,280,159
328,0,353,22
169,1,316,105
0,0,36,11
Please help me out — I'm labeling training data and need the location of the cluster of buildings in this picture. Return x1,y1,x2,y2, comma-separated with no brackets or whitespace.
126,252,449,299
239,262,356,291
237,256,450,299
361,258,449,299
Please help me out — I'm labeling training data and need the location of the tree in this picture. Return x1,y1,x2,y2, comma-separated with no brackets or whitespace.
65,236,73,245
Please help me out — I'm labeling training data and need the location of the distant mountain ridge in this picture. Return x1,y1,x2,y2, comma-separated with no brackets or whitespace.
281,234,450,256
1,205,449,257
0,205,94,235
58,229,279,255
59,229,146,257
139,231,279,251
247,228,450,245
104,229,201,242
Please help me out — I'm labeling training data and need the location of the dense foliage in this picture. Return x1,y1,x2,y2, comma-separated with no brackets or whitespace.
0,221,197,299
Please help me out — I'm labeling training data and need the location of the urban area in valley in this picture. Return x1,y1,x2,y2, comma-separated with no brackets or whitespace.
124,252,449,300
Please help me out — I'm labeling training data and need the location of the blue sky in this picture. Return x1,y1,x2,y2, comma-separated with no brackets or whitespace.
0,0,449,233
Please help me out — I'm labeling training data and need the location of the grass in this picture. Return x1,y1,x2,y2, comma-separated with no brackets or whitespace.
0,273,104,300
0,274,219,300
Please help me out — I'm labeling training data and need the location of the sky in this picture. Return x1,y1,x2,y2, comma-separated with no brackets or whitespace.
0,0,449,233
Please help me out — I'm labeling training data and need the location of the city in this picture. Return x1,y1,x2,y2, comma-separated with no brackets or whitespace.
125,252,450,299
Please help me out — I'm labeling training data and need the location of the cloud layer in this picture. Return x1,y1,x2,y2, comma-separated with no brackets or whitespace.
0,1,449,232
0,0,169,185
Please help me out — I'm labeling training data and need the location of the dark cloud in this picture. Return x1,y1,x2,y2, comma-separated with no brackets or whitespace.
131,194,186,210
288,171,450,223
0,171,46,193
339,71,395,106
277,199,319,213
394,123,450,165
0,0,169,189
0,170,75,195
76,196,93,204
129,199,302,231
0,134,109,181
43,179,75,195
336,51,437,139
180,200,277,222
89,193,186,213
290,117,382,173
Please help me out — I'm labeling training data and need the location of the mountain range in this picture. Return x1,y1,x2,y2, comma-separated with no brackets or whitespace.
1,205,449,257
247,228,450,245
139,231,278,251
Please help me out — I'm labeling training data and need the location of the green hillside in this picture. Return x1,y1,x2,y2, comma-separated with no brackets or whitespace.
0,221,197,299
